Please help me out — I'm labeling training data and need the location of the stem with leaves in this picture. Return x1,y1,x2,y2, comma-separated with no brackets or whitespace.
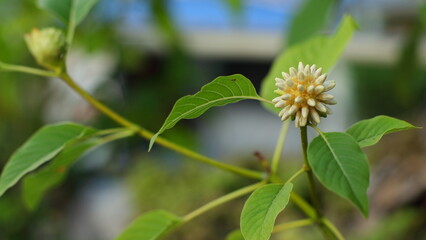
0,62,57,77
300,126,322,218
183,181,265,222
60,72,265,180
271,120,290,174
300,126,344,240
58,71,342,239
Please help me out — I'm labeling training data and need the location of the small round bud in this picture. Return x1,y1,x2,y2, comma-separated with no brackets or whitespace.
25,28,67,72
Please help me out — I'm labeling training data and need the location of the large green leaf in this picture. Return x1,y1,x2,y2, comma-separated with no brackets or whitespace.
240,183,293,240
115,210,182,240
23,128,132,210
308,132,370,216
261,15,357,113
23,139,98,210
37,0,99,25
0,123,90,197
286,0,334,47
149,74,262,150
346,115,419,148
421,4,426,27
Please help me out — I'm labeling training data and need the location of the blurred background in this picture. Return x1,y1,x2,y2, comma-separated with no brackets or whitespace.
0,0,426,239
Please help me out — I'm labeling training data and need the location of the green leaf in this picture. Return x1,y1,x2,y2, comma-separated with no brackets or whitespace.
240,183,293,240
150,74,262,150
308,132,370,216
226,229,244,240
115,210,182,240
37,0,99,25
346,115,419,148
420,4,426,27
22,138,98,210
261,15,357,113
287,0,334,47
0,123,90,197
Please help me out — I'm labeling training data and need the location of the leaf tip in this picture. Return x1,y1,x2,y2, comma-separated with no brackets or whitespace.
342,14,359,30
148,133,159,152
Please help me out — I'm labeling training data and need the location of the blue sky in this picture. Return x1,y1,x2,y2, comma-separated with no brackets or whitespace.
98,0,301,32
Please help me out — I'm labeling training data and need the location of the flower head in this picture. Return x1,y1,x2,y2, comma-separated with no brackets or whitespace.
25,28,67,72
272,62,336,127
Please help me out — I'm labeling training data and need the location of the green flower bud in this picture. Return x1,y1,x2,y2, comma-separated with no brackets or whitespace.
25,28,67,72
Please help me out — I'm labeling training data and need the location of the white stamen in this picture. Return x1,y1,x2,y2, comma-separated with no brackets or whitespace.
278,106,290,117
315,74,327,84
301,107,309,118
282,72,290,80
323,80,336,91
281,111,291,121
322,99,337,105
282,93,292,100
304,64,310,75
325,105,333,114
314,85,325,94
298,71,305,81
290,67,297,77
300,114,308,127
314,67,322,78
310,64,317,73
295,96,303,103
272,97,282,103
288,105,298,116
310,108,321,124
315,102,327,113
298,62,304,72
307,98,316,107
275,82,285,89
275,100,286,108
297,84,305,92
275,77,285,84
318,93,334,101
295,111,301,128
307,85,315,94
286,79,295,87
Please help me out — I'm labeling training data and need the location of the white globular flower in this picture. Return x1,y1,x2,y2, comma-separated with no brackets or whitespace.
272,62,336,128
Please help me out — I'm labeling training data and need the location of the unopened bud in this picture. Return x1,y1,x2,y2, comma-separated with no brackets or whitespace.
25,28,66,72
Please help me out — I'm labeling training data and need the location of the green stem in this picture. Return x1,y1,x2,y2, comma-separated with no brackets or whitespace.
59,73,264,180
182,181,265,222
271,119,290,174
322,218,345,240
66,1,77,47
300,126,322,218
300,126,344,240
0,62,57,77
285,167,306,184
99,129,135,143
291,192,341,240
272,219,314,233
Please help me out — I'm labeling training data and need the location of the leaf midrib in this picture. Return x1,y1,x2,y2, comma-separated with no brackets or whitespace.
316,131,361,206
163,96,262,130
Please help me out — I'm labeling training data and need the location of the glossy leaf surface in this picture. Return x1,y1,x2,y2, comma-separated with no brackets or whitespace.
0,123,89,197
241,183,293,240
38,0,99,25
308,132,370,216
115,210,182,240
346,115,419,147
150,74,261,150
